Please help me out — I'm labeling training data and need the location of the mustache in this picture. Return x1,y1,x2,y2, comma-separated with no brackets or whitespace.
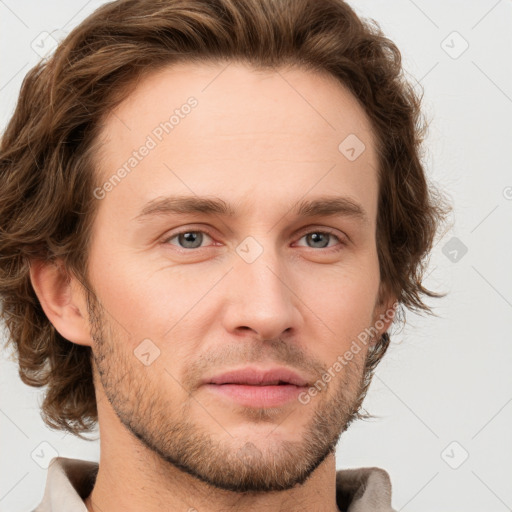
181,338,326,392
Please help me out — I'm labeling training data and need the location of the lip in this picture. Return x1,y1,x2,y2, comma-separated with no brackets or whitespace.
204,383,305,408
205,366,311,387
202,366,311,408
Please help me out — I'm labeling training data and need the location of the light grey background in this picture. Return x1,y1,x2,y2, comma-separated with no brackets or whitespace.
1,1,511,511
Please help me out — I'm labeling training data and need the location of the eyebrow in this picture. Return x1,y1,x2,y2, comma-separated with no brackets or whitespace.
133,194,369,224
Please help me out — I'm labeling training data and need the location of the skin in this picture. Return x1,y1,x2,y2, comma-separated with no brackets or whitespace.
30,61,395,512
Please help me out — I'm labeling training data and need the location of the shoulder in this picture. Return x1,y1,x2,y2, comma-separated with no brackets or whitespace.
336,466,396,512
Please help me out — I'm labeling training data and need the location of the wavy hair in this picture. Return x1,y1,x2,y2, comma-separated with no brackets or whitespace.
0,0,450,437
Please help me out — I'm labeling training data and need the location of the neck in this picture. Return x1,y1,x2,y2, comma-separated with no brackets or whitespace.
84,419,340,512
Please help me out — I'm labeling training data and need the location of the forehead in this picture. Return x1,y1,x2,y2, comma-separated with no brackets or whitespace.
98,60,377,152
93,61,379,224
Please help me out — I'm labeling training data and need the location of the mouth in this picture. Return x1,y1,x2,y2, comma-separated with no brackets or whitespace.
206,366,310,387
203,366,310,408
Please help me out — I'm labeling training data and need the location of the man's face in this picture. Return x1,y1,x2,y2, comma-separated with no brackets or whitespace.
84,61,390,492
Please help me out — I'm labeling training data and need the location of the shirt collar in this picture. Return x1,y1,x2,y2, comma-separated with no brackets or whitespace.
34,457,395,512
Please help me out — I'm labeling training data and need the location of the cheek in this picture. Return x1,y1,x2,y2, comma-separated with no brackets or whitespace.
87,245,216,350
300,257,380,352
87,248,164,342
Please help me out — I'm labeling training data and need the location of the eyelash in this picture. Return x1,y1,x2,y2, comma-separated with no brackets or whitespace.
162,227,347,252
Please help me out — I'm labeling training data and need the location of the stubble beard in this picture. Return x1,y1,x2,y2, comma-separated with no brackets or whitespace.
86,291,374,493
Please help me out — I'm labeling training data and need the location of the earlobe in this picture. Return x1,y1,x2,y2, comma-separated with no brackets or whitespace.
372,285,399,342
377,299,397,336
29,259,93,347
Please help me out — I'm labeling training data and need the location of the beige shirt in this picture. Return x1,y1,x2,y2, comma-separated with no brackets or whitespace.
33,457,397,512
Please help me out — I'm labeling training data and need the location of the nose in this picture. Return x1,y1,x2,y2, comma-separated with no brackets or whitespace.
221,242,300,341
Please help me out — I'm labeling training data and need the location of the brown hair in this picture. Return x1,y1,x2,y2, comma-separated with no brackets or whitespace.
0,0,449,437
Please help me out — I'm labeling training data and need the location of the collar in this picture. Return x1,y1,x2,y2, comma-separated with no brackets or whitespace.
34,457,395,512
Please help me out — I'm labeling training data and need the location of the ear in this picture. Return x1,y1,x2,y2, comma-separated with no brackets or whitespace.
29,259,93,347
371,282,398,342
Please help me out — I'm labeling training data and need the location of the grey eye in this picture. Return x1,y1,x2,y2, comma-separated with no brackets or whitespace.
304,232,332,248
168,231,212,249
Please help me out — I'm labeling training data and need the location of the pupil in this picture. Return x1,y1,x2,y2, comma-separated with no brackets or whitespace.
180,232,202,248
308,232,328,248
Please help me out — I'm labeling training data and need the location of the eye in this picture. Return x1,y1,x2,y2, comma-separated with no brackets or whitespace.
164,230,214,249
295,230,345,250
162,228,346,252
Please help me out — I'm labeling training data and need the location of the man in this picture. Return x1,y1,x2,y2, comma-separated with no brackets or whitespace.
0,0,448,510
